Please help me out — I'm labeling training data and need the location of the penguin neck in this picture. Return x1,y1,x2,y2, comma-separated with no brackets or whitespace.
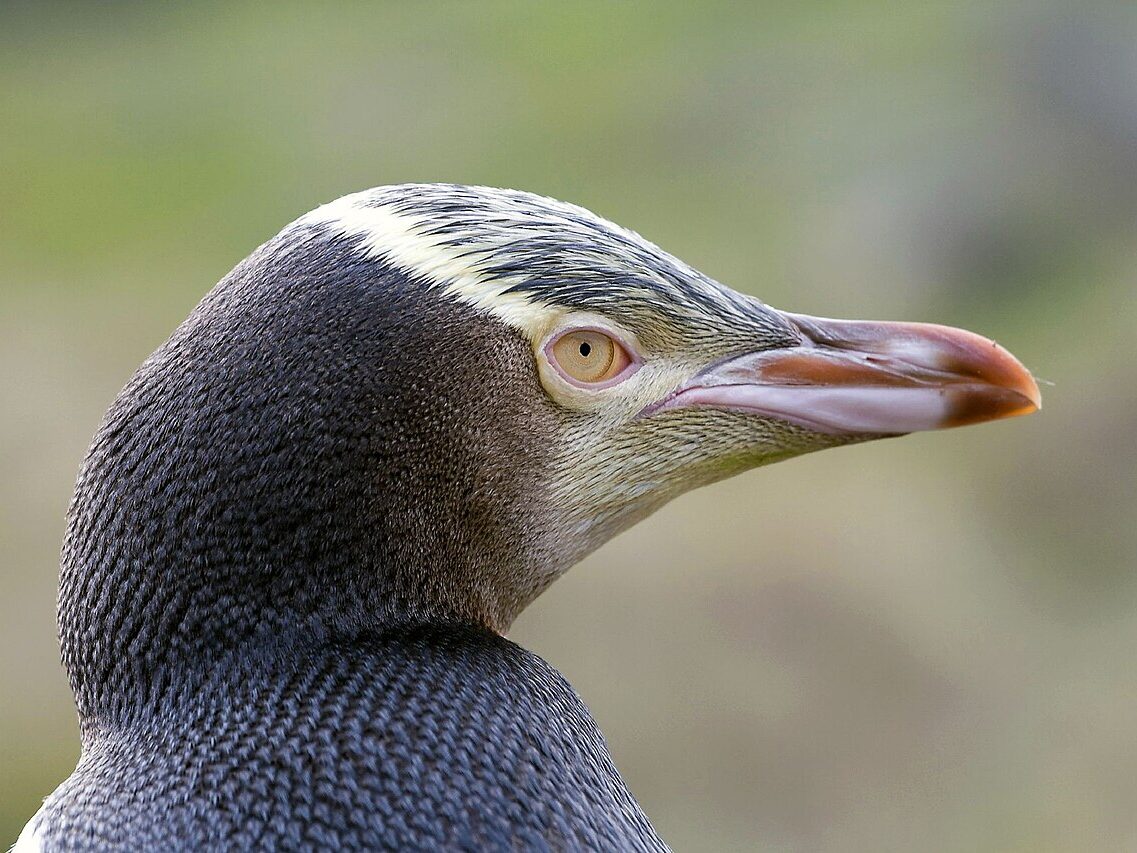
57,237,561,728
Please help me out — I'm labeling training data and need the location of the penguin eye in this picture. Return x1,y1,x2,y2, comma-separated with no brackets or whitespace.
548,329,635,387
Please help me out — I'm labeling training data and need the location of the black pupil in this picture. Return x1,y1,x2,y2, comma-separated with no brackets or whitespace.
578,341,592,358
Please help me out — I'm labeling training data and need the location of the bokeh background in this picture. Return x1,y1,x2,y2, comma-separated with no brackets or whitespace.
3,2,1135,849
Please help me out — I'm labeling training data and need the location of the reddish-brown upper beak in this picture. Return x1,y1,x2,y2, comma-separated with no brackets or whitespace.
651,312,1041,435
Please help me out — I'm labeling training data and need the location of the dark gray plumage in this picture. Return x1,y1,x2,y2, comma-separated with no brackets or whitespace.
36,220,664,851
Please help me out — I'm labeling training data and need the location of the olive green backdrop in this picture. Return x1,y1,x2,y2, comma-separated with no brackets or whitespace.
3,2,1135,850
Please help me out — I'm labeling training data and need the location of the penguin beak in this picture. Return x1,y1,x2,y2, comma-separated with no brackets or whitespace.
650,312,1041,435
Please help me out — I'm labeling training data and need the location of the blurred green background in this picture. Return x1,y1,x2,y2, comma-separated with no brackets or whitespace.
3,2,1135,850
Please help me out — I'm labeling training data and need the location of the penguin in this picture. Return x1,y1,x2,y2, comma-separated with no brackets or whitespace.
17,184,1040,851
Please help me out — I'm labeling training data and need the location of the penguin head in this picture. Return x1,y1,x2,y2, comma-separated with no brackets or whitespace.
287,185,1037,620
62,184,1039,705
